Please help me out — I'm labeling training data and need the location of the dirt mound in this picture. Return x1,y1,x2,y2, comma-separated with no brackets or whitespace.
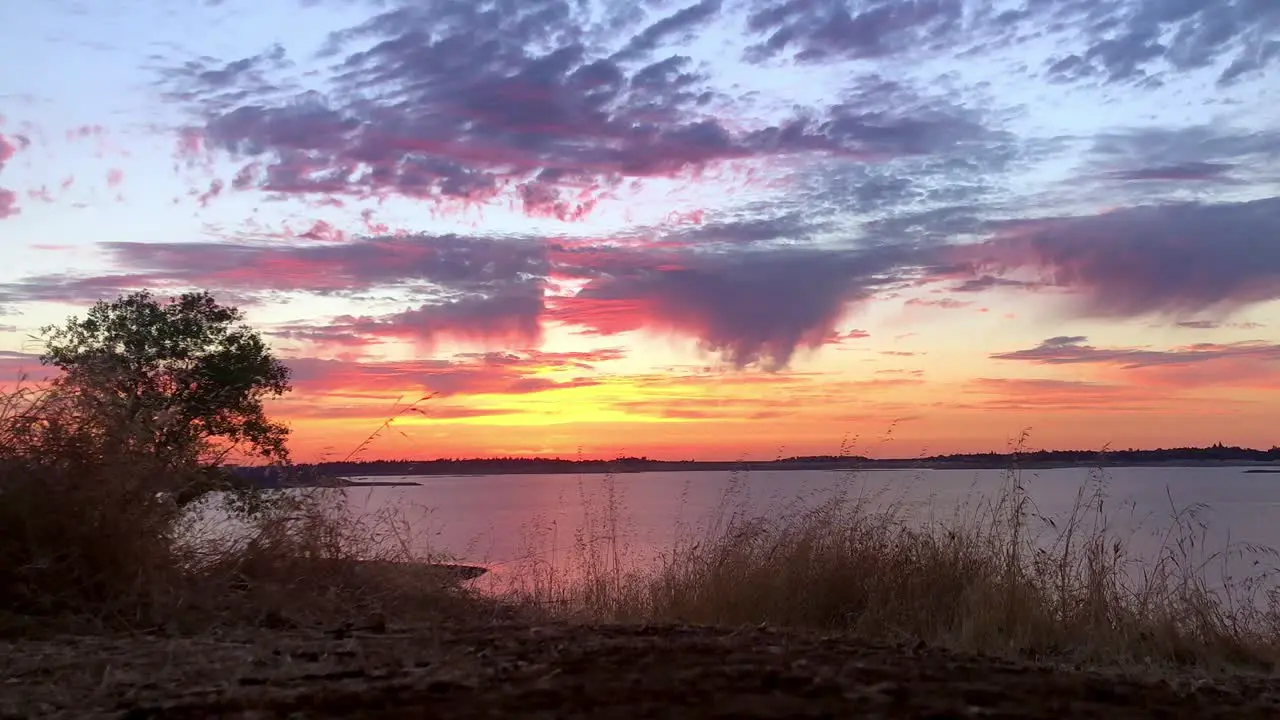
4,622,1278,719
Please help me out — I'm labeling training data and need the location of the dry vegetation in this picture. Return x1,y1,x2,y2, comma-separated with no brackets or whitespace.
501,452,1280,670
4,371,1280,676
0,377,493,638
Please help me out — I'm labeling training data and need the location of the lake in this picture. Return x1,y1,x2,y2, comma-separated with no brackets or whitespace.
338,466,1280,594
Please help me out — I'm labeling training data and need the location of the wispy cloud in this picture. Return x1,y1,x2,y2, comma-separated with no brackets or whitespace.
991,336,1280,390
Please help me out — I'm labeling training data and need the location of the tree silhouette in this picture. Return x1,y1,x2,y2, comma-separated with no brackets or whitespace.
41,291,293,504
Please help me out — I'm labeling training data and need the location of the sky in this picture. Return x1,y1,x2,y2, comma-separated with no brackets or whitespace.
1,0,1278,462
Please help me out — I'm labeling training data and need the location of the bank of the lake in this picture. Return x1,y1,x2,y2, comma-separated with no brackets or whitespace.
6,620,1280,719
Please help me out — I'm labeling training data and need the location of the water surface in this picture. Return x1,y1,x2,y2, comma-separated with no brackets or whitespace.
341,466,1280,591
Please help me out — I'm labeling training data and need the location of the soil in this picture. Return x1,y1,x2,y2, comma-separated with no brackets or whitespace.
3,621,1279,719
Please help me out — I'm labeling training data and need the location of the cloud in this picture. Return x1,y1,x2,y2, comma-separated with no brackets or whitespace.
157,43,293,114
278,402,520,421
267,324,380,350
154,1,741,212
9,0,1276,381
4,232,549,339
324,278,547,349
953,377,1171,411
992,336,1280,368
949,275,1037,293
4,202,940,369
1174,319,1265,330
0,351,50,383
154,0,1008,218
1087,125,1279,182
904,296,972,310
990,336,1280,389
745,0,964,63
0,273,182,307
550,238,925,370
942,197,1280,319
0,132,26,219
283,348,618,399
7,185,1273,370
1105,162,1235,182
614,0,724,61
414,406,523,420
616,395,792,421
1038,0,1280,87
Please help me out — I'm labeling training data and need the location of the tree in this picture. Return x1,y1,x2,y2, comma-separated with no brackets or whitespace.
40,291,293,490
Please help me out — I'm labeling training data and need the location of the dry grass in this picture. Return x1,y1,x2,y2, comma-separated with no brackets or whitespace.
6,368,1280,671
0,377,489,637
502,449,1280,669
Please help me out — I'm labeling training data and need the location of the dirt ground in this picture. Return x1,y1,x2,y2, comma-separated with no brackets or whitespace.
4,621,1280,719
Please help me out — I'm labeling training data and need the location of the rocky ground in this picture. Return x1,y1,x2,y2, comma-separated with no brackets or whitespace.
3,621,1279,719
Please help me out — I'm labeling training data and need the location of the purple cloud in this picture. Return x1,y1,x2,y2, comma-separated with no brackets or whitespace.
944,197,1280,319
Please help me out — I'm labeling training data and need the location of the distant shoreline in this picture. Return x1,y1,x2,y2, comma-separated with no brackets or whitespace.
231,448,1280,488
332,459,1280,480
318,461,1280,487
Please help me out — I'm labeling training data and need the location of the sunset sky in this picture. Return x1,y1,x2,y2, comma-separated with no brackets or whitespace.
1,0,1278,461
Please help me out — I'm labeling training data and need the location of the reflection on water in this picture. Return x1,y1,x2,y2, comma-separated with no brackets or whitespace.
339,466,1280,596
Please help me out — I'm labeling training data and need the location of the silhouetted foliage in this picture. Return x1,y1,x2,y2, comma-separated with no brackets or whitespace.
40,291,293,503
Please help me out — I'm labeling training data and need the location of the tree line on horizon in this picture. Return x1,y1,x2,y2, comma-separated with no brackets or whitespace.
227,444,1280,485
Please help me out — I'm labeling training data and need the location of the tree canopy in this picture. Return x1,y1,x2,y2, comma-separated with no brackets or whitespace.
40,291,293,469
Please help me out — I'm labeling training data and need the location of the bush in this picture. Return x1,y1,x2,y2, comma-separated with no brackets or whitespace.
0,374,482,635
